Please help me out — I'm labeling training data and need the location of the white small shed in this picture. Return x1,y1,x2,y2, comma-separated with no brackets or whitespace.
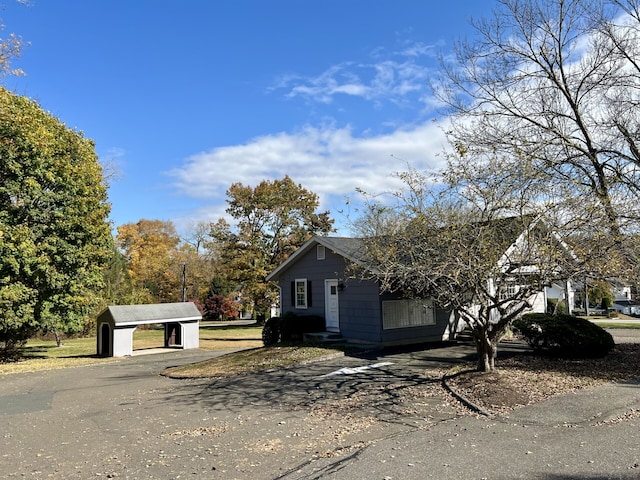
97,302,201,357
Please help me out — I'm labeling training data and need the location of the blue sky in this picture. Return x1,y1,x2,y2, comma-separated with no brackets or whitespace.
3,0,495,236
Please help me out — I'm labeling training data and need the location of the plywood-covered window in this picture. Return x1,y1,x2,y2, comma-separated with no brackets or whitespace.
382,299,435,329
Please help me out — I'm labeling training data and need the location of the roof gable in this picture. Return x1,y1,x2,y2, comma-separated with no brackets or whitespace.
266,236,363,281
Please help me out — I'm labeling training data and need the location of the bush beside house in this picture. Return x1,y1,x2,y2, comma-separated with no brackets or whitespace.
262,313,325,346
514,313,615,358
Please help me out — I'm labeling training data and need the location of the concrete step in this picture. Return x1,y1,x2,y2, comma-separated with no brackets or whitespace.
304,331,343,343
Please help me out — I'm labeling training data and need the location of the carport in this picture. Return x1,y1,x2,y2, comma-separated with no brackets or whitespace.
97,302,201,357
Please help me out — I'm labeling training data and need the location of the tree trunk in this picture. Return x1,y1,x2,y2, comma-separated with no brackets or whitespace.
475,336,497,372
54,330,63,347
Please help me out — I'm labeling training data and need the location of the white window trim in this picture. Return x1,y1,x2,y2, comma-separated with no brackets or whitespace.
317,245,326,260
499,283,520,301
295,278,308,309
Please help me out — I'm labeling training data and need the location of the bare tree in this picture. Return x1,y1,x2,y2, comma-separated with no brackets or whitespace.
354,166,576,372
434,0,640,240
0,2,28,79
352,0,640,371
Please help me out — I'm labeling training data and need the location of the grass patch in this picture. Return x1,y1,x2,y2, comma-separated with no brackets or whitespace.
0,325,265,375
198,325,263,350
0,338,119,375
163,345,344,378
595,322,640,329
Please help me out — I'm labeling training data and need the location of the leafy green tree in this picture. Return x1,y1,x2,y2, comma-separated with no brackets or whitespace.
210,176,334,319
577,280,615,310
209,274,234,297
99,244,151,307
0,88,112,355
592,282,615,310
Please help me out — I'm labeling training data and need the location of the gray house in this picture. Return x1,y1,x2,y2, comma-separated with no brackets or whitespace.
97,302,201,357
266,237,461,346
267,225,573,346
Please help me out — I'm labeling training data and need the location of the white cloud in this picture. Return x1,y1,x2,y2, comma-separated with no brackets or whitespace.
167,40,450,234
397,41,441,58
167,121,450,233
274,41,438,109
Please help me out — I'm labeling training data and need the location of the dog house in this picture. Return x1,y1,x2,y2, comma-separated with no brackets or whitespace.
97,302,201,357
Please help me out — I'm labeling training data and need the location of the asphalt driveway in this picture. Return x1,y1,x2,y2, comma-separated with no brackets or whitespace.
0,345,471,479
1,338,639,479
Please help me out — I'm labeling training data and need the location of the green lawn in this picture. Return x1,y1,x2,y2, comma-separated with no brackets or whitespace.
0,325,265,375
595,322,640,329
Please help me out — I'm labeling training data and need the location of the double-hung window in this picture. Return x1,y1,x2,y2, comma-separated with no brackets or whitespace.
499,283,519,301
295,278,308,309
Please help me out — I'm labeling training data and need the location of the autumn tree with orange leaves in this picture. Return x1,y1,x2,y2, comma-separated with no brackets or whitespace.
116,219,182,303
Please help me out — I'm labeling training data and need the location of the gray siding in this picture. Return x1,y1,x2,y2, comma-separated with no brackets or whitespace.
278,245,347,319
277,244,384,341
274,238,461,345
338,277,383,342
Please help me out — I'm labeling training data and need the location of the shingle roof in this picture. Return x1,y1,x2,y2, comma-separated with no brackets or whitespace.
613,299,640,307
266,215,570,283
97,302,202,326
315,236,365,262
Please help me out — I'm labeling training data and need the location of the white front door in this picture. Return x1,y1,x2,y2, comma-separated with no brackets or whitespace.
324,279,340,332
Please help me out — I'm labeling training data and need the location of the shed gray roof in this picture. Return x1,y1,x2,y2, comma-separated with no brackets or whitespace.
97,302,202,326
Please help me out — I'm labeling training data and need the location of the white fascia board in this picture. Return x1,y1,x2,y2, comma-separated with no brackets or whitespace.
266,237,317,281
115,316,201,327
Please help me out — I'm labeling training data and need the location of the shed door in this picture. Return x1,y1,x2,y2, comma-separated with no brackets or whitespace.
100,323,111,356
324,279,340,332
166,323,182,346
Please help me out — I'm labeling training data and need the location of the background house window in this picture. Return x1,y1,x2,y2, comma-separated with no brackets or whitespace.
317,245,326,260
499,283,520,301
295,278,308,308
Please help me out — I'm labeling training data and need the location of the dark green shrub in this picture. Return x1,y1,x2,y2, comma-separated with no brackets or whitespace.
262,317,281,346
514,313,615,358
263,313,326,345
280,313,325,342
0,324,35,362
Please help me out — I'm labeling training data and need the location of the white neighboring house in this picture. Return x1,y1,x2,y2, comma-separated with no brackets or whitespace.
613,285,640,315
492,220,575,318
533,282,574,314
